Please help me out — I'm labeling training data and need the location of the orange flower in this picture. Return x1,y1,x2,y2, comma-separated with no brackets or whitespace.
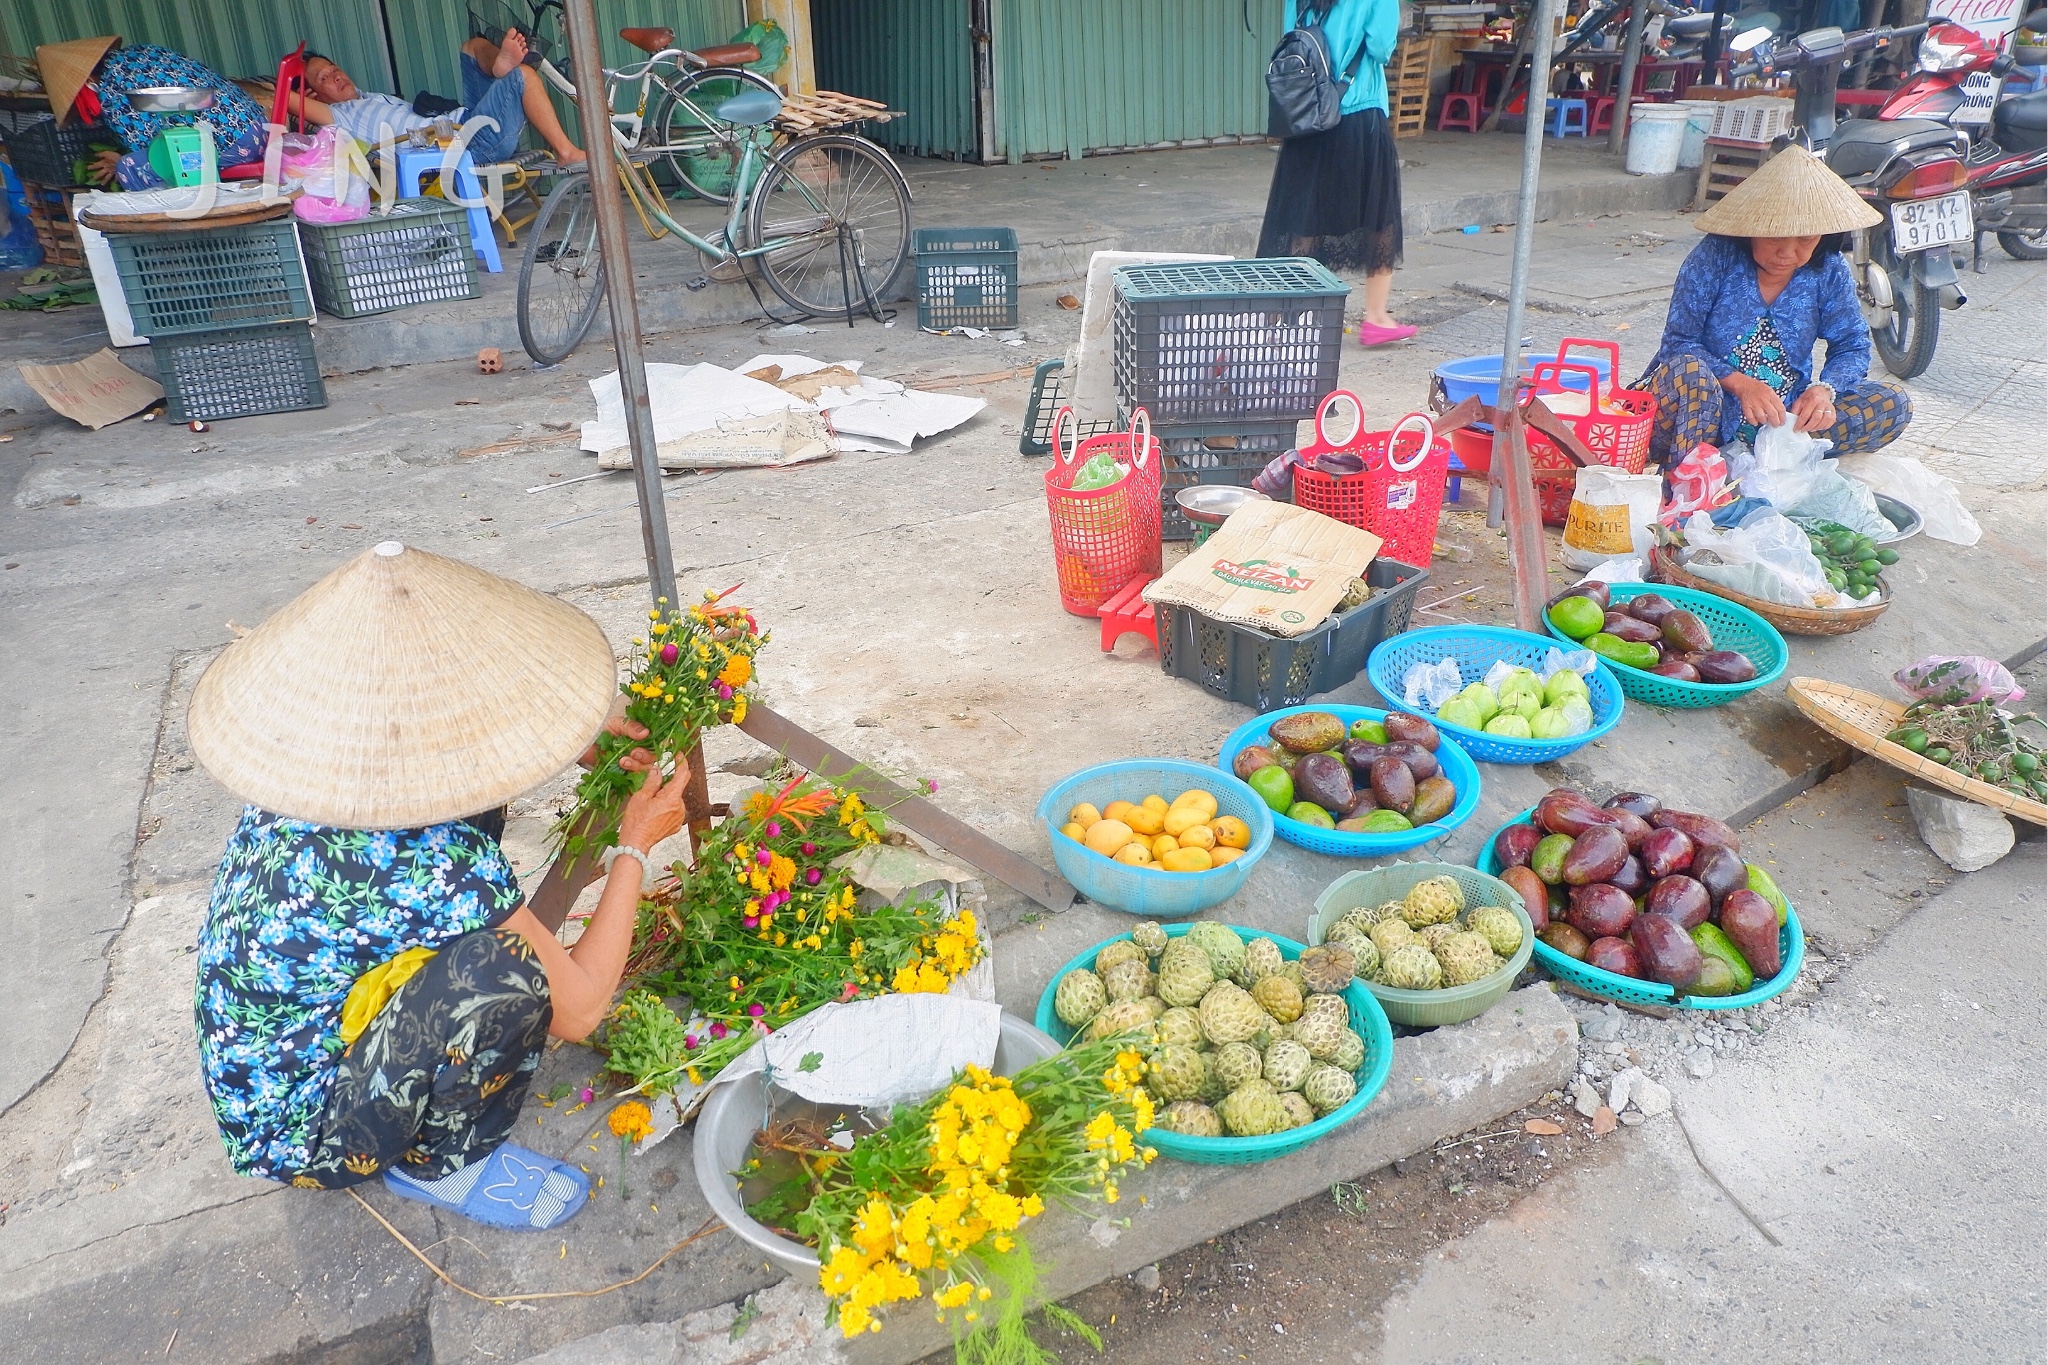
718,654,753,689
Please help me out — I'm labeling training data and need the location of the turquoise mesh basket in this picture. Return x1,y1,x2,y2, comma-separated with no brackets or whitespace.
1542,583,1787,708
1365,625,1624,764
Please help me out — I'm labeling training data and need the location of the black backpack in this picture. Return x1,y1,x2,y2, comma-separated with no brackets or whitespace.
1265,3,1370,140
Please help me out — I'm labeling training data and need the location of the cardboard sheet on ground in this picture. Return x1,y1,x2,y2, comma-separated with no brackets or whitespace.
20,348,163,429
1143,499,1382,637
1066,250,1232,420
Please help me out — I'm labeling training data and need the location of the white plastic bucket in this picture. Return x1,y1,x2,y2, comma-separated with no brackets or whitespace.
1675,100,1718,169
1624,104,1690,176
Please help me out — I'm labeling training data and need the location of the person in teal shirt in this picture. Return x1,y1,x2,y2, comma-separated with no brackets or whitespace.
1257,0,1414,346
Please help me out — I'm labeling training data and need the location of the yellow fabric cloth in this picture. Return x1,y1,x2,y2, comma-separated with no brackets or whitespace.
338,946,439,1045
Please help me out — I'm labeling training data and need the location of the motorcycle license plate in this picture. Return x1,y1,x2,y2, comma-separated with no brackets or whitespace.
1891,190,1973,253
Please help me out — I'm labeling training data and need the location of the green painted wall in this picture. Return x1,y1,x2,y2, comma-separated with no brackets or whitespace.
810,0,974,160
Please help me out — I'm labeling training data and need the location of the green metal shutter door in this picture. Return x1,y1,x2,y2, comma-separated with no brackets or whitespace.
0,0,394,92
811,0,974,159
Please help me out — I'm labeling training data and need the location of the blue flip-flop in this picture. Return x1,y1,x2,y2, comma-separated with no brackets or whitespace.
383,1143,589,1230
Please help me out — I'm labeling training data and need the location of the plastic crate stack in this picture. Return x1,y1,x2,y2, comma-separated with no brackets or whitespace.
297,198,480,318
2,116,112,272
1110,258,1348,540
105,216,326,422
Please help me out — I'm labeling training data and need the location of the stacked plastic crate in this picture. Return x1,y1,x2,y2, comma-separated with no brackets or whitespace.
1,116,109,271
1110,258,1349,540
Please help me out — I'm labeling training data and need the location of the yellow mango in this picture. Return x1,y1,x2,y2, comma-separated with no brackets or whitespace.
1211,816,1251,850
1126,805,1165,836
1084,819,1134,857
1162,805,1207,837
1159,846,1214,873
1141,794,1170,814
1103,800,1139,825
1061,822,1087,842
1209,846,1245,867
1177,822,1216,851
1150,834,1181,859
1068,802,1102,829
1113,842,1152,866
1171,789,1219,819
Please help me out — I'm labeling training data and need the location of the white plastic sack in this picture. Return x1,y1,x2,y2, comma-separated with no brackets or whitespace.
1677,509,1831,607
1403,656,1463,710
1562,465,1663,570
1743,420,1832,507
1835,452,1982,546
1540,646,1599,682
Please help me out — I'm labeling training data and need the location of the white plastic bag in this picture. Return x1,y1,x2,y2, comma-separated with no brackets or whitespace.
1677,509,1833,607
1835,452,1982,546
1403,656,1464,710
1744,420,1832,506
1561,465,1663,570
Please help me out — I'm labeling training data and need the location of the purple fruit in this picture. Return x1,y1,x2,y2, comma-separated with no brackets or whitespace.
1644,875,1712,930
1561,825,1629,886
1719,889,1782,978
1607,854,1650,897
1586,937,1642,978
1639,827,1696,879
1692,844,1748,906
1567,883,1636,939
1602,791,1663,820
1493,823,1542,869
1629,913,1704,991
1384,740,1440,783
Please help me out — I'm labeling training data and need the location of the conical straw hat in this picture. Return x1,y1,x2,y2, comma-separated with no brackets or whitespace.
1695,145,1880,237
188,542,618,830
35,36,120,127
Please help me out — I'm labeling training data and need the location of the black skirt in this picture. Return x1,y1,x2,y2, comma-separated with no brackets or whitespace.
1257,107,1404,274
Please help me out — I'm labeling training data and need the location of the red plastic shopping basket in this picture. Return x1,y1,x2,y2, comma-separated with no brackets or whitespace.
1523,338,1656,525
1290,393,1452,569
1044,406,1163,617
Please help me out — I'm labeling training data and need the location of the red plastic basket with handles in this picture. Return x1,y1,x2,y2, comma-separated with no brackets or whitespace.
1291,393,1452,569
1044,406,1163,617
1522,338,1657,525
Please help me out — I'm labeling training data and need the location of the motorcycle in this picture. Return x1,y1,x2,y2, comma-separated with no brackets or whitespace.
1730,23,1971,379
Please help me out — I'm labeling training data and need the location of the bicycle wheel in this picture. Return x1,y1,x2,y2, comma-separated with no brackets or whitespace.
744,133,912,322
518,173,608,365
650,67,781,205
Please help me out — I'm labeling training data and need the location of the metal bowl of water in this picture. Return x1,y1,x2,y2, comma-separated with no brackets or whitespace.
129,86,216,113
1872,494,1922,545
1174,484,1271,531
692,1012,1060,1275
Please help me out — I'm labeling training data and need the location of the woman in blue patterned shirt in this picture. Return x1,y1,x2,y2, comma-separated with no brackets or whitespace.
37,35,269,189
187,542,686,1231
1637,147,1913,466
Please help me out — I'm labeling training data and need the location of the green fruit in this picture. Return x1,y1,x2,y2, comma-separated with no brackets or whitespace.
1586,633,1659,671
1247,764,1294,813
1455,682,1501,725
1924,746,1952,765
1979,761,2005,783
1359,809,1413,833
1530,706,1572,740
1543,669,1590,708
1484,714,1534,739
1287,801,1336,829
1827,532,1856,555
1547,595,1606,640
1437,696,1484,731
1875,547,1899,565
1745,863,1790,926
2013,752,2039,776
1690,922,1756,993
1348,718,1388,744
1531,833,1574,885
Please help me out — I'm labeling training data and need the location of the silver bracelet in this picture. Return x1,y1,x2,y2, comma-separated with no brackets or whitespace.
600,843,658,892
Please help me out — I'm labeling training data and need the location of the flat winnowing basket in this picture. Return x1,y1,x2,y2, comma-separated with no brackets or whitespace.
1143,498,1381,638
1788,677,2047,826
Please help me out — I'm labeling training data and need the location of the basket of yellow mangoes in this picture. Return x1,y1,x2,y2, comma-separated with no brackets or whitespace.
1034,758,1275,917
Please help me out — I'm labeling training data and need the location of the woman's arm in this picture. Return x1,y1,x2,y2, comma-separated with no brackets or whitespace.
504,759,690,1040
1812,255,1872,394
1657,241,1739,382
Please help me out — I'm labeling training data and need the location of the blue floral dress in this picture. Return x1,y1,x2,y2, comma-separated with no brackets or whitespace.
195,808,526,1180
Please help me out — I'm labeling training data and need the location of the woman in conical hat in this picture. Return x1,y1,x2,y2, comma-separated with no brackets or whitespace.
1637,146,1913,466
186,542,683,1230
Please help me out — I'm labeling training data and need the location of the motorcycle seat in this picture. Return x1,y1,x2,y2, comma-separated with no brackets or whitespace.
1993,89,2047,152
1826,117,1962,177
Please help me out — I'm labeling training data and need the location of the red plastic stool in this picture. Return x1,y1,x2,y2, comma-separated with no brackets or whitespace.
1590,96,1617,135
1438,91,1484,132
1096,575,1158,653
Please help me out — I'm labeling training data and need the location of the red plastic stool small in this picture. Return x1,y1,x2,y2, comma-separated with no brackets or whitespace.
1590,96,1617,135
1096,575,1158,653
1438,91,1484,132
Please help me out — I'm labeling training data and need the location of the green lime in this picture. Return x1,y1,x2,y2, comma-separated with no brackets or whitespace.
1546,594,1606,641
1875,547,1899,565
1286,801,1336,829
1247,763,1294,813
1347,718,1388,744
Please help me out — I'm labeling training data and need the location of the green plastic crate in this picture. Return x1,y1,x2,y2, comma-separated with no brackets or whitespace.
107,218,311,338
914,226,1019,330
153,322,327,422
298,199,479,318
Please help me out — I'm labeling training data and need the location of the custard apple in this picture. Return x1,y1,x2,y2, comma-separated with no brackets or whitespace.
1418,923,1457,953
1148,1044,1207,1102
1274,960,1306,990
1095,940,1148,975
1302,1063,1358,1116
1154,1006,1204,1050
1186,922,1247,981
1216,1079,1290,1137
1250,973,1304,1024
1468,905,1524,959
1434,930,1498,987
1292,1006,1348,1060
1347,934,1381,983
1214,1040,1263,1090
1336,905,1383,938
1298,943,1357,994
1130,920,1170,958
1159,1100,1222,1137
1197,981,1266,1046
1262,1039,1312,1092
1302,991,1348,1021
1101,958,1156,1004
1381,943,1444,991
1197,1050,1228,1102
1085,996,1165,1041
1368,917,1419,961
1401,875,1464,927
1326,1027,1366,1074
1278,1091,1316,1128
1236,936,1285,986
1156,940,1216,1008
1053,969,1106,1028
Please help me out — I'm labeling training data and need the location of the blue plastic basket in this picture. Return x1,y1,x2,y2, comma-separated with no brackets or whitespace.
1033,923,1395,1164
1543,583,1787,709
1036,760,1274,918
1216,704,1482,856
1365,625,1625,764
1476,808,1804,1010
1434,351,1609,415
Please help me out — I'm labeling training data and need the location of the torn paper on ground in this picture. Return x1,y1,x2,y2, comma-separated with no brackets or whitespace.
582,361,834,470
741,352,985,456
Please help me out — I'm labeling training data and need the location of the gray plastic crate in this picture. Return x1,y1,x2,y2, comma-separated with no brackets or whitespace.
914,227,1019,330
298,199,478,318
153,322,327,422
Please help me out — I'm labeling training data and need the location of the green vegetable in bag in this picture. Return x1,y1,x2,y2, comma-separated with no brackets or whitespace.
1069,453,1127,492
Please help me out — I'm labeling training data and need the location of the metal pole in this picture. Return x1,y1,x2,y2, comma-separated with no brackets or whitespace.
562,0,676,609
1492,0,1564,631
1608,0,1651,155
1701,0,1732,83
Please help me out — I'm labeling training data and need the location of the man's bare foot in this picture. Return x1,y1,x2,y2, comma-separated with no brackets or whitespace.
553,147,587,166
491,30,528,79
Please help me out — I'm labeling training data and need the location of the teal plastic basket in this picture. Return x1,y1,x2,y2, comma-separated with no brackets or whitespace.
1032,923,1394,1164
1476,808,1804,1010
1036,760,1274,918
1542,583,1787,709
1365,625,1625,764
1307,864,1534,1027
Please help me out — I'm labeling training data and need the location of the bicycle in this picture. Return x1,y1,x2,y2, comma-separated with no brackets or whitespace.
480,0,913,363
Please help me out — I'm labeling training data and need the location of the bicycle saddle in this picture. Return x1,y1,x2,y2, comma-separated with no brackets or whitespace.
690,42,763,66
715,87,784,126
619,26,675,53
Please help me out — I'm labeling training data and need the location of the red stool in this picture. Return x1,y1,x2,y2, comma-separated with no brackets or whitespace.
1096,575,1158,653
1439,91,1485,132
1590,96,1617,135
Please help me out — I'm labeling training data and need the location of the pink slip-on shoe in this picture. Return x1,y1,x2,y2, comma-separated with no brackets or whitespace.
1359,322,1419,347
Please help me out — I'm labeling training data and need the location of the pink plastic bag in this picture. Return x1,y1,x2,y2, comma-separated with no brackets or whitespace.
1660,442,1734,524
1894,656,2025,706
284,127,370,223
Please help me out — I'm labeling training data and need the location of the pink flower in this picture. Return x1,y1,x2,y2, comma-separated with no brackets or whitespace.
743,915,759,928
579,1087,594,1104
805,867,822,885
684,1035,699,1050
926,779,940,794
757,849,772,867
710,1022,729,1039
715,682,733,700
840,982,860,1001
747,1003,766,1018
659,642,680,665
801,841,817,856
765,821,782,839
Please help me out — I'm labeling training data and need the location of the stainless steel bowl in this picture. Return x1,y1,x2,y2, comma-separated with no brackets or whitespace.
128,86,216,113
1174,484,1271,529
1872,493,1923,544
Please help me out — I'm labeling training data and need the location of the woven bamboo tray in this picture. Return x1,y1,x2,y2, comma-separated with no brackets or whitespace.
1788,677,2047,826
1649,546,1889,636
